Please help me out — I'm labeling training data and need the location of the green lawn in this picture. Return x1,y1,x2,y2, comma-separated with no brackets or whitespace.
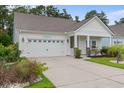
27,75,55,88
87,57,124,70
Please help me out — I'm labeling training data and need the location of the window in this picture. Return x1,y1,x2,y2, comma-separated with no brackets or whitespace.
53,40,55,43
22,38,24,42
91,40,96,48
43,40,46,42
39,40,42,42
114,40,123,44
57,40,59,43
61,40,64,43
28,39,32,42
117,41,122,44
48,40,51,43
33,40,37,42
70,36,74,48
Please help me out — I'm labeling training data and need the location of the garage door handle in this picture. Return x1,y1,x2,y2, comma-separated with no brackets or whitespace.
46,49,48,51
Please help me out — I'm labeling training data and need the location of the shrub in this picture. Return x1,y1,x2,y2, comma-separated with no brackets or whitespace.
0,44,20,63
14,59,48,83
74,48,81,58
100,46,109,56
108,45,124,57
5,44,20,62
0,31,12,46
0,59,48,87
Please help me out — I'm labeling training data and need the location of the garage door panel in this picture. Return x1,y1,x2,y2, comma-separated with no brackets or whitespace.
22,39,66,57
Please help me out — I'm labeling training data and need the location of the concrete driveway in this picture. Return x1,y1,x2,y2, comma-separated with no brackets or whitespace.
36,56,124,88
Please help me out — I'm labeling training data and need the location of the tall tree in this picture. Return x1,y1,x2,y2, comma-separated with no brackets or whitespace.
85,10,97,19
85,10,109,25
0,5,73,40
60,9,72,19
46,5,60,17
0,6,9,30
75,16,80,22
119,18,124,23
6,11,14,38
13,6,29,13
115,18,124,24
6,6,30,39
29,5,45,15
114,20,119,25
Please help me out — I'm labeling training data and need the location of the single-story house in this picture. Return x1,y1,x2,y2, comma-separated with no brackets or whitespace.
13,12,124,57
110,24,124,44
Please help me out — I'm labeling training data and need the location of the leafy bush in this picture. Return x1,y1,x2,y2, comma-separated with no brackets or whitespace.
0,31,12,46
90,48,100,56
100,46,109,55
108,45,124,57
74,48,81,58
0,59,48,87
0,44,20,62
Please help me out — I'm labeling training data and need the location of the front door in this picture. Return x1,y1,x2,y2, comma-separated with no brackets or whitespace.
79,37,86,54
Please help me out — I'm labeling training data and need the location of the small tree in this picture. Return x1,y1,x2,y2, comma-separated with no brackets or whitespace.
108,45,124,63
108,45,124,57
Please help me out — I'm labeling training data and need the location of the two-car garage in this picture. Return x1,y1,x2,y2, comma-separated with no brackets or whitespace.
19,33,67,57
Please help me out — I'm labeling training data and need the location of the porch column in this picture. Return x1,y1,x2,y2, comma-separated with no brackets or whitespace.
109,36,112,46
74,35,78,48
87,35,90,48
86,35,90,57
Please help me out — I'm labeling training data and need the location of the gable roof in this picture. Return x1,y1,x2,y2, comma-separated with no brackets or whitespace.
74,16,114,36
109,24,124,36
14,12,95,33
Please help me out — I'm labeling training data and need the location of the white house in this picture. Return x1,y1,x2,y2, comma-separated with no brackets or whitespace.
14,13,117,57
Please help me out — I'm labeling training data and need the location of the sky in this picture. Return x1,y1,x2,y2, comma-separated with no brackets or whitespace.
55,5,124,25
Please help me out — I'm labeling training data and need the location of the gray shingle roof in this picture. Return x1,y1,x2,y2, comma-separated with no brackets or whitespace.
14,12,92,32
109,24,124,36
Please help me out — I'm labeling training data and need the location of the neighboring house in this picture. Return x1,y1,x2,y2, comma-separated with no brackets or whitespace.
110,24,124,45
14,13,115,57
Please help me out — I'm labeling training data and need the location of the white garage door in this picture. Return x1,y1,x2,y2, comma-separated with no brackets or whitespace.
22,39,66,57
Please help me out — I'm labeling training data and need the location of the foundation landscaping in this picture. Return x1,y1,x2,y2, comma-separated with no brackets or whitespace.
0,43,55,88
87,45,124,70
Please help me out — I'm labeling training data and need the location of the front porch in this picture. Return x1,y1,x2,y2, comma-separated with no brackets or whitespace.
68,35,112,56
66,16,114,57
